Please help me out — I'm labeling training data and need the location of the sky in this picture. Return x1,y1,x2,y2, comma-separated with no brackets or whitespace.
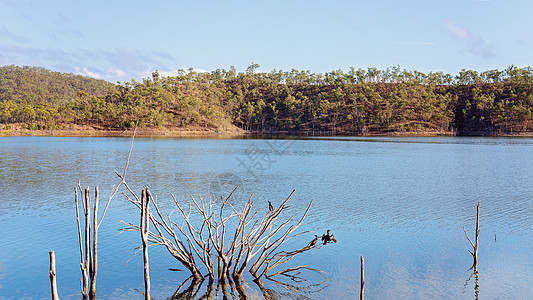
1,0,532,83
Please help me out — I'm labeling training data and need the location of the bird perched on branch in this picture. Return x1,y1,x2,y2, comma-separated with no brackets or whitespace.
307,235,318,248
321,230,337,245
268,201,274,212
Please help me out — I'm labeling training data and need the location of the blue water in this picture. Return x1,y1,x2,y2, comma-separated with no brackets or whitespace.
1,136,532,299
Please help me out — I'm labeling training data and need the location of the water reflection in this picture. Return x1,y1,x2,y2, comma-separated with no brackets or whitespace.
463,266,480,300
167,273,327,300
2,136,533,299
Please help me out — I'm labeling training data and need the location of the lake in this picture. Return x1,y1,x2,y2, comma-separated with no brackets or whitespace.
1,136,532,299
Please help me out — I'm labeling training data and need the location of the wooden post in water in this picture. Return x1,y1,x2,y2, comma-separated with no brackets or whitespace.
360,256,365,300
49,250,59,300
141,189,151,300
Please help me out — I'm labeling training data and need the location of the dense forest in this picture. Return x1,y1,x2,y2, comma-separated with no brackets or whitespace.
2,64,533,135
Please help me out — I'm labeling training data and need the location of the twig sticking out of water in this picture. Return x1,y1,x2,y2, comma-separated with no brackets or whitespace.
463,200,480,269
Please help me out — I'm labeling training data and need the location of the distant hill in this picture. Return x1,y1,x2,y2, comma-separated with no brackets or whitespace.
1,64,533,136
0,65,115,105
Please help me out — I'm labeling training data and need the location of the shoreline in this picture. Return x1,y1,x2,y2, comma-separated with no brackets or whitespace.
0,123,248,138
3,123,533,138
3,127,533,138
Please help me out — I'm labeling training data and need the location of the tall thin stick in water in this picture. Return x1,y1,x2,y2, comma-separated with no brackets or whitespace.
83,187,91,299
360,256,365,300
75,187,88,298
141,189,151,299
49,250,59,300
89,186,98,299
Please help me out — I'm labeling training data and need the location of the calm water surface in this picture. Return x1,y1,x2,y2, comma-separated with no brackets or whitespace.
1,136,532,299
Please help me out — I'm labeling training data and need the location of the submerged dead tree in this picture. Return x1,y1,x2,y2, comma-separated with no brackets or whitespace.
140,189,151,300
121,186,320,284
74,128,136,299
75,185,114,299
49,250,59,300
463,200,480,268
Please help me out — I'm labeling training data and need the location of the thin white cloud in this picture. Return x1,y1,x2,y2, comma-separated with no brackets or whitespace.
447,22,470,40
0,40,178,82
75,67,102,79
107,67,126,79
445,21,497,58
158,68,209,78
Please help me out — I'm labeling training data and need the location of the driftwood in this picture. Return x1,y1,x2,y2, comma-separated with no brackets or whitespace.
49,250,59,300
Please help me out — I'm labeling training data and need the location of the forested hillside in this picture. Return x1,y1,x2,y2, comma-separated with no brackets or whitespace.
1,64,533,135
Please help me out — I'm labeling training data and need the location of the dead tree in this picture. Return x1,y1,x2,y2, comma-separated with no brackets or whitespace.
121,190,203,280
74,127,136,299
121,187,320,284
74,186,90,299
247,196,315,280
49,250,59,300
360,256,365,300
463,200,480,268
75,185,109,300
140,189,151,300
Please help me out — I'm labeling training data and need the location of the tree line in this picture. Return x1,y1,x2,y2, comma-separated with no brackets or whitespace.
1,64,533,135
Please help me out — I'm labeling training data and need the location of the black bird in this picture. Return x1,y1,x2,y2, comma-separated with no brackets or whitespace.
322,230,338,245
307,235,318,248
268,201,274,212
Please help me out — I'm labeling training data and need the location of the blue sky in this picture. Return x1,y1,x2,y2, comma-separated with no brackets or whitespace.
1,0,532,83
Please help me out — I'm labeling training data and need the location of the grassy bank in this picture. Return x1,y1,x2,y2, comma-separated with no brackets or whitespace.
0,123,246,138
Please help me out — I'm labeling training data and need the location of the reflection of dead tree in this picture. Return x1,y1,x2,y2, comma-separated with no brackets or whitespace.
463,201,480,268
169,269,327,300
121,185,320,284
463,267,480,300
253,278,282,300
169,276,210,300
